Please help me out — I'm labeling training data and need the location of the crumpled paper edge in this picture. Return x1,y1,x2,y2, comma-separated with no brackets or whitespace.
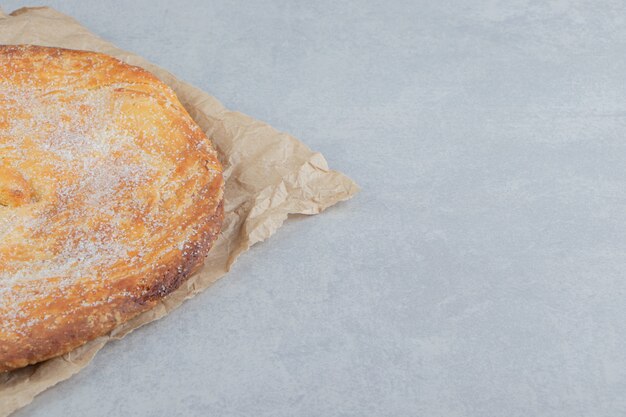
0,6,358,416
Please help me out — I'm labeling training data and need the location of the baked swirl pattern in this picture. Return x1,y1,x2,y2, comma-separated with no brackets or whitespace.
0,45,224,371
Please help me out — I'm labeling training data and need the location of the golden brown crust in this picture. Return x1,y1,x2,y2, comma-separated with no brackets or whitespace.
0,45,224,372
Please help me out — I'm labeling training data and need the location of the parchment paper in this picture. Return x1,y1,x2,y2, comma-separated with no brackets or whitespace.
0,7,358,416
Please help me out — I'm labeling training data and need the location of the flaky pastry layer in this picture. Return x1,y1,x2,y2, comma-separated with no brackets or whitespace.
0,45,224,371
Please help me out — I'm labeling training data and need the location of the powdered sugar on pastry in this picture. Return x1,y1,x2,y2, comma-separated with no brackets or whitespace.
0,45,224,371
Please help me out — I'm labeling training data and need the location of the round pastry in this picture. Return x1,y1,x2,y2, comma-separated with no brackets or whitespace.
0,45,224,372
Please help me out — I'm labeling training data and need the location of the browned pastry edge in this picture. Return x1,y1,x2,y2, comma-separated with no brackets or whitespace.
0,200,223,372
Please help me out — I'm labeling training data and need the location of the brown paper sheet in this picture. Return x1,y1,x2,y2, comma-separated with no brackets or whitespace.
0,7,358,416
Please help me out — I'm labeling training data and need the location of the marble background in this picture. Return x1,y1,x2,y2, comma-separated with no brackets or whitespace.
5,1,626,416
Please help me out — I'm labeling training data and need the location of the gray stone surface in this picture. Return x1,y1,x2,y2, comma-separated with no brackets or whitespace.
5,0,626,416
